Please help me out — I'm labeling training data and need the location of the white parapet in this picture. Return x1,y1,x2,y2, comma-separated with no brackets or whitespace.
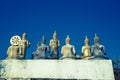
0,60,114,80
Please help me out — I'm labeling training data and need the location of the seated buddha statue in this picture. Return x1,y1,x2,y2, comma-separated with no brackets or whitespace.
90,34,108,59
60,35,78,59
81,36,91,59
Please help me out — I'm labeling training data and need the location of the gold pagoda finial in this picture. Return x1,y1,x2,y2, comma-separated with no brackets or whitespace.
85,36,89,42
53,31,57,39
84,36,89,44
66,35,70,40
53,31,57,36
22,33,27,39
65,35,71,44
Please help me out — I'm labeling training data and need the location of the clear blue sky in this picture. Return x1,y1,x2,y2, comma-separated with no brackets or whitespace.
0,0,120,60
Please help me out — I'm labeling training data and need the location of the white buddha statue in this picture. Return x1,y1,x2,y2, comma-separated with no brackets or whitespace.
60,35,77,59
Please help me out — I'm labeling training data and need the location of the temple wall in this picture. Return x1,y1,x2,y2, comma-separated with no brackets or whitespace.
0,60,114,80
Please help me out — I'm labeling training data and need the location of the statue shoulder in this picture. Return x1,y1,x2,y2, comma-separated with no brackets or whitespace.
99,44,104,47
50,39,54,41
50,39,54,43
62,45,66,48
82,46,86,50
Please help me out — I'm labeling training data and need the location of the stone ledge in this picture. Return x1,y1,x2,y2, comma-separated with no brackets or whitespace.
0,60,114,80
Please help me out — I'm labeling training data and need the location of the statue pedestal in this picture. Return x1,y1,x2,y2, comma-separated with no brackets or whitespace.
0,60,114,80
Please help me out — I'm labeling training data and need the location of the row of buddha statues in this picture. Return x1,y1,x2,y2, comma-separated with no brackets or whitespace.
6,31,109,60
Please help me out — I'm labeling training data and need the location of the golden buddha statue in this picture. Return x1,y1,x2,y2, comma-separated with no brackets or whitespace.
81,36,91,59
49,31,60,59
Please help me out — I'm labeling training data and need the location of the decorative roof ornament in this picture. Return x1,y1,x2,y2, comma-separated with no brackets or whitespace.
66,35,70,41
53,31,57,36
84,36,89,43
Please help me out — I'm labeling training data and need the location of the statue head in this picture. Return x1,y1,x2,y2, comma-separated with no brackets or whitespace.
22,33,27,40
53,31,57,40
84,36,89,45
41,35,46,44
65,35,70,44
94,34,100,44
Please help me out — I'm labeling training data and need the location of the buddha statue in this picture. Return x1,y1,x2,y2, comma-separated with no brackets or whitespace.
7,35,21,59
32,36,49,59
90,34,108,59
18,33,30,59
81,36,91,59
49,31,60,59
6,33,31,59
60,35,77,59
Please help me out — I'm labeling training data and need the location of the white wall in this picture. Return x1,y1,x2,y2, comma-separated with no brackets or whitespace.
0,60,115,80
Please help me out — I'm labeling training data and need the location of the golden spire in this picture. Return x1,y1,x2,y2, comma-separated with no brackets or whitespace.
53,31,57,36
84,36,89,44
66,35,70,41
85,36,89,42
22,33,27,39
66,35,70,44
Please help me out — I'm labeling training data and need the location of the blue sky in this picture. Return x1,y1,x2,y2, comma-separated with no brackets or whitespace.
0,0,120,60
